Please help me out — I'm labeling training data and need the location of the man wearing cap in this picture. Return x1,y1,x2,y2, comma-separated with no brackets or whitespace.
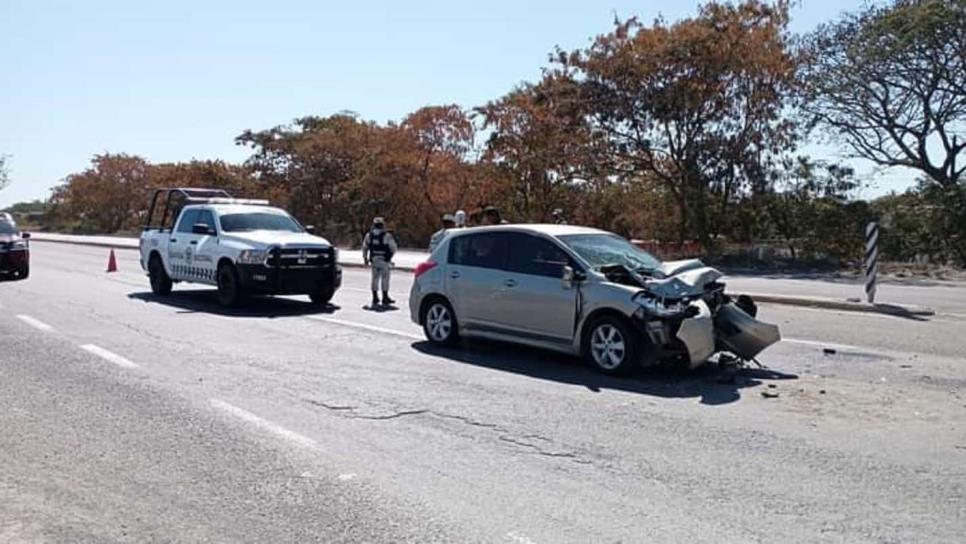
482,206,508,225
362,216,398,307
428,213,456,253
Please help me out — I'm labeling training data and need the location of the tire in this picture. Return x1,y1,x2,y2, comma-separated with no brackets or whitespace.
422,298,459,346
17,264,29,280
584,315,639,375
309,285,335,306
148,255,172,295
216,263,243,307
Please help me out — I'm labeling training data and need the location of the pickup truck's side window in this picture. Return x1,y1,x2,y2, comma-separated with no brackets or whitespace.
176,209,200,233
196,210,216,233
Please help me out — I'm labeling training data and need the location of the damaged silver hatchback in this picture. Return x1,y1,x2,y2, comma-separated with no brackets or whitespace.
410,225,781,375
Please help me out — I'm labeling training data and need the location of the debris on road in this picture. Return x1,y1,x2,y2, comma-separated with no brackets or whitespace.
761,390,780,399
823,348,837,356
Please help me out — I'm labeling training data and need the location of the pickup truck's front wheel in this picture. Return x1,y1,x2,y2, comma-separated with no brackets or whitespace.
148,255,172,295
217,263,243,307
309,285,335,306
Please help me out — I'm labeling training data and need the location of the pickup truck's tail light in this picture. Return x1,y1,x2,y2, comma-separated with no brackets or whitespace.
414,260,437,279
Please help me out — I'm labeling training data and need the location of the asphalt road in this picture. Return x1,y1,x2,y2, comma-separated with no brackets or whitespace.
2,241,964,542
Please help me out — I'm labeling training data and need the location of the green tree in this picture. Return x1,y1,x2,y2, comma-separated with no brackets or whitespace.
803,0,966,188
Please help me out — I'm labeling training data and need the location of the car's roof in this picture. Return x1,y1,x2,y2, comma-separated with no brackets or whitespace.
450,223,610,237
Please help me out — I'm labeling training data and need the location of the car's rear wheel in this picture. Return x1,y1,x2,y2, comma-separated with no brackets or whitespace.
423,299,459,346
216,263,243,307
309,285,335,306
148,255,172,295
585,316,639,375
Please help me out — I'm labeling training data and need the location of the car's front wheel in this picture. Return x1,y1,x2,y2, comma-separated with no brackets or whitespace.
17,263,29,280
585,316,639,375
216,263,243,307
148,255,172,295
423,299,459,346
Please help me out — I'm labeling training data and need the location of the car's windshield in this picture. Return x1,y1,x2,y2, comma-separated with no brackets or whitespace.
219,212,302,233
559,233,662,272
0,222,18,235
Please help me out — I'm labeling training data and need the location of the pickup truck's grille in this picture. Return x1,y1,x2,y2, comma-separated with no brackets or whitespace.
266,247,334,269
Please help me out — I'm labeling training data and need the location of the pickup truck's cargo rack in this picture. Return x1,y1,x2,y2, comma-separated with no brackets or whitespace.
144,188,233,232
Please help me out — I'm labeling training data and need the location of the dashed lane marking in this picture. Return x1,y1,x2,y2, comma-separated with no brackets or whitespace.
305,315,424,341
507,531,538,544
210,399,319,450
80,344,139,369
15,315,52,332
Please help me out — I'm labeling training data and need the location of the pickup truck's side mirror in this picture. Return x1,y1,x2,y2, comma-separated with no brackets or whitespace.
304,225,316,234
192,223,214,235
20,232,30,239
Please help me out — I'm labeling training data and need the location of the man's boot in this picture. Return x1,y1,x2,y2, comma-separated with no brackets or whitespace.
382,291,395,305
371,291,381,307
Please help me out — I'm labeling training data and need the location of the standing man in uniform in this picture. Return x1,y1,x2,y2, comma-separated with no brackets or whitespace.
428,213,456,253
362,217,398,307
482,206,508,225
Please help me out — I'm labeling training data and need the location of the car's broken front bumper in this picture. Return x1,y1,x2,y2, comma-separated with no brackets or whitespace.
637,299,781,369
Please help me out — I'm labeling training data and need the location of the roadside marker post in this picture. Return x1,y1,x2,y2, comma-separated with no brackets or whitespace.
864,222,878,304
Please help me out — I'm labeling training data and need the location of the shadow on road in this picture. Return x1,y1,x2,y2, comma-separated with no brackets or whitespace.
128,291,339,318
413,340,797,406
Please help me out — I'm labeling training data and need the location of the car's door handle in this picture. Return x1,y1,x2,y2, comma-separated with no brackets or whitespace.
189,240,198,245
450,271,461,279
170,238,177,243
504,279,517,288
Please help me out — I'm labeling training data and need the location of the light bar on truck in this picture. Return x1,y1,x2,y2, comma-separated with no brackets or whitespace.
205,198,271,206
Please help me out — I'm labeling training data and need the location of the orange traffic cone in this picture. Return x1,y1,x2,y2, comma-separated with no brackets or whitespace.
106,249,118,273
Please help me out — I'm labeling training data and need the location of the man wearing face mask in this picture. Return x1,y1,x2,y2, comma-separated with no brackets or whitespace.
362,217,398,307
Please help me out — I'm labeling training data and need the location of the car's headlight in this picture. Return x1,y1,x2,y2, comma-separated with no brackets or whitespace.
238,249,269,264
633,292,691,318
9,240,27,250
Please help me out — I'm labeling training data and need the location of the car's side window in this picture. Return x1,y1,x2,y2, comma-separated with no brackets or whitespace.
196,210,216,233
176,209,200,233
448,233,508,269
507,233,572,278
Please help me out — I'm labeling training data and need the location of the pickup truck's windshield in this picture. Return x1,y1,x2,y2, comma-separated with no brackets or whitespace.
219,213,302,233
559,233,662,272
0,222,18,235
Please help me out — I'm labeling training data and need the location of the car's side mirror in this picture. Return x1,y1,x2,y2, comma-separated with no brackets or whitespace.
304,225,316,234
20,232,30,239
562,265,575,288
192,223,214,235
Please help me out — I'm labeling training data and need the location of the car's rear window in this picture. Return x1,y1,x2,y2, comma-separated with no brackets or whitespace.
448,232,509,269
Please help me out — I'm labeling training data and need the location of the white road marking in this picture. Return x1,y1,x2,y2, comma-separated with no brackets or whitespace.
507,531,538,544
80,344,139,369
337,473,357,481
210,399,318,450
306,316,424,341
15,314,52,331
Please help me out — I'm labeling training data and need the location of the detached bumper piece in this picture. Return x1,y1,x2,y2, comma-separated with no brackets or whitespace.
238,247,341,295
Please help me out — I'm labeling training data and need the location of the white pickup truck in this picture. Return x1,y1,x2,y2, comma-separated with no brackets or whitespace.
139,188,341,307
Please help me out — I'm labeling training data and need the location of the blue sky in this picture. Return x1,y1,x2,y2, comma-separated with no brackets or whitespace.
1,0,904,208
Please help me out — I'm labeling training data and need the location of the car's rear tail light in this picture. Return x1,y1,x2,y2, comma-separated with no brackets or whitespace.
414,260,437,278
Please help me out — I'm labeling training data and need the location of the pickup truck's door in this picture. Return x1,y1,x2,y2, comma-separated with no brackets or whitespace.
168,209,218,284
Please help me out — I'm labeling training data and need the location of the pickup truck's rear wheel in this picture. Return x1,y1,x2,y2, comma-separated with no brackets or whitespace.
309,285,335,306
148,255,172,295
216,263,243,307
17,263,29,280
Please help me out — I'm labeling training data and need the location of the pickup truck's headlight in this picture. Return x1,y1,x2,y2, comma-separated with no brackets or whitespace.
238,249,269,264
633,292,690,318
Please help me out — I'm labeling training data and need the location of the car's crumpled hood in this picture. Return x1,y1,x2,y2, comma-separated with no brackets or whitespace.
644,259,723,299
220,230,332,248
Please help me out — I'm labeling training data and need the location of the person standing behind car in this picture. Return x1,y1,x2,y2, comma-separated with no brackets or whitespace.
362,217,398,307
482,206,508,225
454,210,466,228
428,213,456,254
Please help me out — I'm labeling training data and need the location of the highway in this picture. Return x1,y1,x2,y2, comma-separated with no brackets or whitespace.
2,241,965,542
